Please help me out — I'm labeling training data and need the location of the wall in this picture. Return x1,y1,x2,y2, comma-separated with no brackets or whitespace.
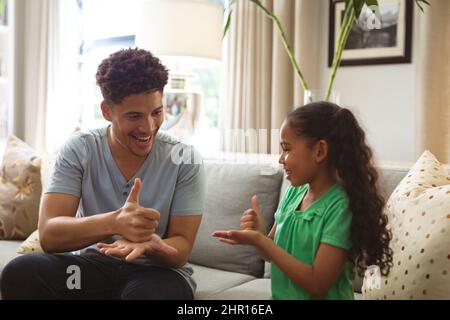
314,1,424,163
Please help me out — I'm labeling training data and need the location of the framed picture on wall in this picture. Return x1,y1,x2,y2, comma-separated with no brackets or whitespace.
328,0,413,66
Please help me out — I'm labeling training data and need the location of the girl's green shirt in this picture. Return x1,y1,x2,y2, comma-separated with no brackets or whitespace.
271,183,354,300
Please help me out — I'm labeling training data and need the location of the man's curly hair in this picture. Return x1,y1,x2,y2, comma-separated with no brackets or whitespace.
96,48,169,104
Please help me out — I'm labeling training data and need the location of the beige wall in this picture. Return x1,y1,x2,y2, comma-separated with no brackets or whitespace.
315,1,425,162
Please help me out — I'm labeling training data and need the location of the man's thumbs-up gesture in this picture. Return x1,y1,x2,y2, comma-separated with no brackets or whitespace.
113,178,160,243
126,177,142,204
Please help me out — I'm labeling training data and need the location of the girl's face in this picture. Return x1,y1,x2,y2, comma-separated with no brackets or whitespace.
278,120,320,186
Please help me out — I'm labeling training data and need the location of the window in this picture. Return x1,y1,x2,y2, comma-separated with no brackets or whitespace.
78,0,224,153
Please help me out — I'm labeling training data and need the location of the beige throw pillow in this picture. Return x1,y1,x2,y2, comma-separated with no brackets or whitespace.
362,151,450,300
0,135,42,240
16,229,43,254
17,153,58,254
16,128,79,254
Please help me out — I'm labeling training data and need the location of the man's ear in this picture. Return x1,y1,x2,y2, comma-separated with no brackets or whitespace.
314,139,329,164
100,101,112,121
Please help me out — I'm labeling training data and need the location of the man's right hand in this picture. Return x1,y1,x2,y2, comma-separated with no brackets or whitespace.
113,178,160,242
240,195,266,235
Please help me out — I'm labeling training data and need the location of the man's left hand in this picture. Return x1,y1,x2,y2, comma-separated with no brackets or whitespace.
97,234,178,262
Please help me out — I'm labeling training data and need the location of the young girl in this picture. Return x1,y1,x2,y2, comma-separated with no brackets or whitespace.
213,101,393,300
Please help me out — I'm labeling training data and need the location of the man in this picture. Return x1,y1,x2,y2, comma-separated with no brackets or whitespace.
1,48,205,299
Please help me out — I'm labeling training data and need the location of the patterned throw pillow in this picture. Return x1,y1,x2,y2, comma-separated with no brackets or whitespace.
16,153,58,254
16,229,43,254
16,128,78,253
362,151,450,300
0,135,42,240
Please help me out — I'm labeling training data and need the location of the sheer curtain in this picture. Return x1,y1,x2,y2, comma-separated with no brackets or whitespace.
416,0,450,163
220,0,320,154
13,0,81,153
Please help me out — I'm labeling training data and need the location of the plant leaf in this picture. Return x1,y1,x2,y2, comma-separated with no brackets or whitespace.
416,0,431,6
352,0,366,19
223,8,233,40
364,0,378,7
415,0,430,13
222,0,236,39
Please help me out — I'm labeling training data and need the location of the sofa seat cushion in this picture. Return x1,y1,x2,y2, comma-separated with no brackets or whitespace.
206,279,362,300
0,240,22,273
191,264,256,300
205,278,271,300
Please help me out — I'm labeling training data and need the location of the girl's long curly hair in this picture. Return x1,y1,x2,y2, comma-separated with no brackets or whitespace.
286,102,393,277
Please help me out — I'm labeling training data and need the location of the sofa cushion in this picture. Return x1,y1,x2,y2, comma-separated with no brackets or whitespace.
0,240,22,273
0,135,41,240
376,164,411,199
16,230,43,254
189,163,282,277
206,278,271,300
263,261,271,279
362,151,450,300
15,153,59,254
191,264,256,299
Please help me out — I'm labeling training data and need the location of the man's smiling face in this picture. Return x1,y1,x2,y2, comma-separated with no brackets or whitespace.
102,90,164,157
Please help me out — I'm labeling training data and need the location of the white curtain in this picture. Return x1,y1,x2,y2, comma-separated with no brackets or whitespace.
13,0,81,153
416,0,450,163
220,0,320,154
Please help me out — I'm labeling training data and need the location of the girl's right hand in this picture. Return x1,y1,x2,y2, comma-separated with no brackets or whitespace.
240,195,266,235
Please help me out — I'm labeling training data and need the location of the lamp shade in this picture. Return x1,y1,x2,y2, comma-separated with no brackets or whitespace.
135,0,223,60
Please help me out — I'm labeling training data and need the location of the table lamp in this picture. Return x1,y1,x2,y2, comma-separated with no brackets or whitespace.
135,0,223,142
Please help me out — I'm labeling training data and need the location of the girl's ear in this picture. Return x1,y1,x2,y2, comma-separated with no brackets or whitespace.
100,101,112,121
314,139,329,164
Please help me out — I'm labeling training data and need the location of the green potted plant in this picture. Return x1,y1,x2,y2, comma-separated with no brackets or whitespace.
223,0,429,102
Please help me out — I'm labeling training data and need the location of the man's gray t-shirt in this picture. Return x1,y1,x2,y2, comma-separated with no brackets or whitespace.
46,127,205,293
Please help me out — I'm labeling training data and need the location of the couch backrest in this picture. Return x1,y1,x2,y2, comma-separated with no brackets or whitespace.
189,162,283,277
190,156,429,291
36,150,448,291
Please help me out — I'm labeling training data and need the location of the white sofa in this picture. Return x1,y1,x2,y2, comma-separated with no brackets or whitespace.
0,146,423,299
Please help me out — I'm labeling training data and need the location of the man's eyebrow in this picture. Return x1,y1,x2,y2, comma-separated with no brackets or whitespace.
152,106,163,113
124,111,142,115
123,106,163,115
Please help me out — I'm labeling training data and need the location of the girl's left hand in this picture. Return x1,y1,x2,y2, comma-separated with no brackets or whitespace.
97,234,178,262
212,229,262,247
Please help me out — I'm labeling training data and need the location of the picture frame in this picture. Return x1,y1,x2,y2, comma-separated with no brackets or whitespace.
328,0,413,67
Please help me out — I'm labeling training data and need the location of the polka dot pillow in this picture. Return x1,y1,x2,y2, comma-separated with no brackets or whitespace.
363,150,450,300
